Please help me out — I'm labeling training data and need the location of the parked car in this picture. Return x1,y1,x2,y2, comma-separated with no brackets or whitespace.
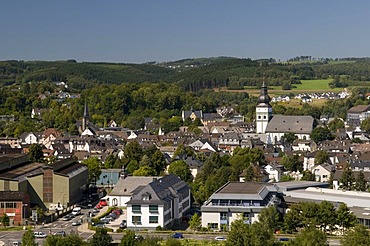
95,222,105,228
34,232,47,238
62,214,74,221
106,213,117,220
100,217,111,224
99,198,108,206
171,233,183,239
214,236,227,241
53,231,66,237
71,207,82,216
119,220,127,229
112,209,123,215
72,220,81,226
278,238,290,242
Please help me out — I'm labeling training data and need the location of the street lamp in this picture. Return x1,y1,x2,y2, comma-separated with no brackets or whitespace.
22,204,28,225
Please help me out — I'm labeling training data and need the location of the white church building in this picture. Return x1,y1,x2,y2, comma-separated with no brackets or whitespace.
255,82,314,144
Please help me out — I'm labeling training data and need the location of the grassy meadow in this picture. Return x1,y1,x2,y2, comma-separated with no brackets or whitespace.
243,79,345,97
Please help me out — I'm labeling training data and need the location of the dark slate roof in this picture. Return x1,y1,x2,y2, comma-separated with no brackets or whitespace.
127,174,189,205
203,113,222,121
265,115,314,134
183,110,202,119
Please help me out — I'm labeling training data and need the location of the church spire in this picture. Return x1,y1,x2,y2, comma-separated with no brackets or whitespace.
257,80,271,105
82,101,89,131
83,101,90,118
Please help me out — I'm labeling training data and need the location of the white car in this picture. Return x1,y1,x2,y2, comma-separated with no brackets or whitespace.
214,236,227,241
34,231,47,238
72,220,81,226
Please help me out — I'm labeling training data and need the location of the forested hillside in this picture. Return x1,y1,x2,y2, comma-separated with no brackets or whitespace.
2,57,370,92
1,57,370,136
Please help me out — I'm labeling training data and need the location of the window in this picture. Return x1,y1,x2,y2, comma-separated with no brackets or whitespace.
149,205,158,213
220,212,228,220
132,205,141,213
112,198,118,206
132,216,141,225
149,216,158,224
6,202,14,208
208,223,218,230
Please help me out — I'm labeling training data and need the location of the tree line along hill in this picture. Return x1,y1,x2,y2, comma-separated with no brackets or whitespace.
2,57,370,92
2,57,370,136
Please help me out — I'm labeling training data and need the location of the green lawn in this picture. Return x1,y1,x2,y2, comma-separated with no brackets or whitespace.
242,79,346,97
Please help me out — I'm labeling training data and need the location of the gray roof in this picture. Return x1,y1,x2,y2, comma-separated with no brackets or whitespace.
265,115,314,134
348,105,370,114
274,181,329,192
208,181,279,201
109,176,161,196
285,187,370,208
126,174,189,205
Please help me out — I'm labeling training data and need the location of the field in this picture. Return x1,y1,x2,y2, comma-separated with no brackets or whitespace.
241,79,344,97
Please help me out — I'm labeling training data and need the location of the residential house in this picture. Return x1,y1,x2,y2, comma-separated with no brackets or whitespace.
347,105,370,125
19,132,39,145
264,163,285,182
126,174,191,230
218,132,240,153
312,163,334,182
108,176,161,207
181,109,203,122
0,137,21,149
332,170,370,190
292,139,317,152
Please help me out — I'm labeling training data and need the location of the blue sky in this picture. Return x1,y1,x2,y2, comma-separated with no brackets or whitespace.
1,1,369,63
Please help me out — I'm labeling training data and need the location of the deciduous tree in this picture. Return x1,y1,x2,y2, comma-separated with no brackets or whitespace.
291,227,328,246
168,160,192,182
341,225,370,246
28,143,44,162
82,157,102,184
22,229,37,246
88,227,112,246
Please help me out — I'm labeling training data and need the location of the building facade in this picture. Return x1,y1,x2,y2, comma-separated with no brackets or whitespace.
126,174,190,230
201,182,284,230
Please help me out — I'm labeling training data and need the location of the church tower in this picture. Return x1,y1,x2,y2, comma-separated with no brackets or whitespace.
82,102,90,131
256,81,272,133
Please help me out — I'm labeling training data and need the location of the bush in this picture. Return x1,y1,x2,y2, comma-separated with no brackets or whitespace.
116,228,125,233
156,225,163,231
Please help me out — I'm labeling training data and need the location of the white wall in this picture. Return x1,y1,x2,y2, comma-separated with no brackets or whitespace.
127,205,164,228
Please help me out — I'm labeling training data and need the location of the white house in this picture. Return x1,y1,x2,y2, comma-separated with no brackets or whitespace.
19,132,39,145
126,174,191,230
312,164,334,182
264,163,284,182
108,176,161,207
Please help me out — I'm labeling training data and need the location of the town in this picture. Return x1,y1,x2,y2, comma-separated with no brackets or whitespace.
1,79,370,245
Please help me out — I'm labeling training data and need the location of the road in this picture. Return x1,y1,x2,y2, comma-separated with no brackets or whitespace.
0,206,342,245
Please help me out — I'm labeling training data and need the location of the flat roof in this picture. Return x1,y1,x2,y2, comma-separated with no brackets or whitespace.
285,187,370,208
274,181,329,191
218,182,271,194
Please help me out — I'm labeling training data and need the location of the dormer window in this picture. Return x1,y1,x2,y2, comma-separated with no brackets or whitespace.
141,192,151,201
